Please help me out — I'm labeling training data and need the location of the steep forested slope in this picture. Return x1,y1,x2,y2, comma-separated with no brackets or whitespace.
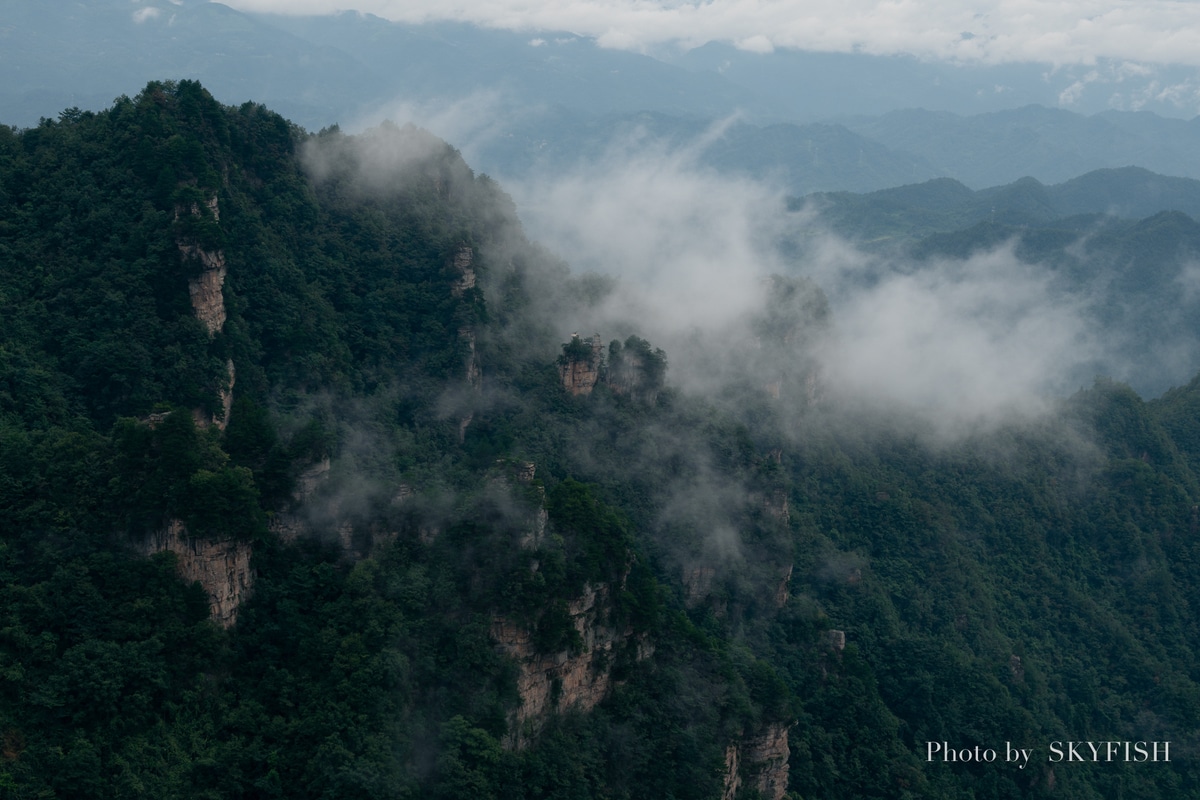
2,82,1200,799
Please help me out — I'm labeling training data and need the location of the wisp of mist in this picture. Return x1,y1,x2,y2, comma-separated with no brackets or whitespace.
500,121,1106,436
335,101,1125,438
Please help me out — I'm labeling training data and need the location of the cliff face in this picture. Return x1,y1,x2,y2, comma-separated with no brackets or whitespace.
141,519,253,628
454,245,482,439
607,336,666,405
491,582,645,749
450,245,476,297
178,196,228,337
176,194,234,430
558,334,604,396
744,724,791,800
723,723,792,800
185,248,227,336
503,460,547,549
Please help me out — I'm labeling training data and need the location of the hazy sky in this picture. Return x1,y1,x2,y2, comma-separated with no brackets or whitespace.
218,0,1200,67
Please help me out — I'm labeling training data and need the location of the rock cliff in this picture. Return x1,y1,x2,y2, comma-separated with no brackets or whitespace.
607,337,666,405
558,334,605,396
176,194,234,429
491,582,644,749
450,245,476,297
722,723,792,800
140,519,253,628
499,460,547,549
453,246,482,439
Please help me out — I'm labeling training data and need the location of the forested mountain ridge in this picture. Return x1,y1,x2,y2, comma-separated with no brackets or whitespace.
802,167,1200,245
795,169,1200,398
2,82,1200,799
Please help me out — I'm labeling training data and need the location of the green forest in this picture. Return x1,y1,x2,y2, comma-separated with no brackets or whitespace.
2,81,1200,798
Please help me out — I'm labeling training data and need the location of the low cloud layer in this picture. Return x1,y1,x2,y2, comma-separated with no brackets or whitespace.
497,124,1133,436
809,244,1097,428
309,115,1197,440
221,0,1200,68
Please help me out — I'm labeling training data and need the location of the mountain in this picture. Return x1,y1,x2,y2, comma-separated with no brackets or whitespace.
0,2,758,130
805,167,1200,242
0,0,380,129
799,168,1200,397
841,105,1200,188
5,5,1200,198
668,43,1200,121
5,82,1200,799
463,108,940,194
257,13,756,120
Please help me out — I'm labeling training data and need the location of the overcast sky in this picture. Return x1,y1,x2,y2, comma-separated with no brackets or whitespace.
218,0,1200,67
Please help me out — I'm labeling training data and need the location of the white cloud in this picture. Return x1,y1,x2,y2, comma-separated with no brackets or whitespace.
132,6,162,23
1058,70,1100,105
811,242,1097,430
216,0,1200,67
508,119,786,329
499,122,1103,434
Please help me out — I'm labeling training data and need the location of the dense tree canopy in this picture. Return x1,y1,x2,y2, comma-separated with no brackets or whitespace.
1,82,1199,799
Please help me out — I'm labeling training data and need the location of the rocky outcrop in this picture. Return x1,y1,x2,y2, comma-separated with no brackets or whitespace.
723,723,792,800
502,460,548,549
269,459,413,555
450,245,476,297
774,565,793,608
141,519,253,628
744,724,791,800
176,194,234,430
460,326,482,391
492,582,642,749
177,196,227,338
682,566,716,607
268,458,331,542
185,248,227,336
722,745,742,800
761,490,790,524
558,334,604,396
218,359,235,427
607,336,666,405
453,246,481,434
457,319,481,441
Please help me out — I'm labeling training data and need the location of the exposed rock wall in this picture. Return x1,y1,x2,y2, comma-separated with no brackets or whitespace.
491,460,548,549
492,582,637,749
722,745,742,800
723,723,792,800
682,566,716,607
451,245,476,297
460,327,482,391
176,194,234,430
759,490,790,524
453,245,481,438
141,519,253,628
745,724,791,800
185,249,228,336
559,334,604,396
608,349,659,404
774,565,793,608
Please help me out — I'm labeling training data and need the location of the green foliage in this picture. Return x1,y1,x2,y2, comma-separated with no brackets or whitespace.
5,82,1200,800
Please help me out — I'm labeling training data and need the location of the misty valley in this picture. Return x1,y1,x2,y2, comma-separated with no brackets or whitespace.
4,79,1200,800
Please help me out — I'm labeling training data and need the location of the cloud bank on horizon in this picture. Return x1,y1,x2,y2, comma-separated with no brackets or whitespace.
218,0,1200,68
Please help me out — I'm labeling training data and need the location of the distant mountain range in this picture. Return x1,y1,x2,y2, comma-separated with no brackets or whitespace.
2,1,1198,195
795,167,1200,397
804,167,1200,245
840,106,1200,188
